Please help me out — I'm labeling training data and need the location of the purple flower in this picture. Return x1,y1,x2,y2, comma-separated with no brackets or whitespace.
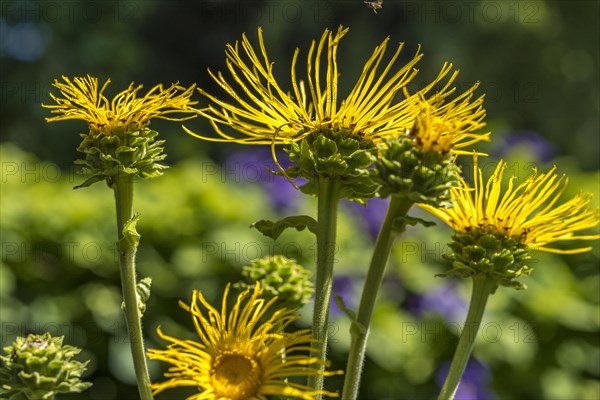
496,131,555,162
224,148,300,213
343,197,390,241
436,358,496,400
330,275,358,318
406,283,468,324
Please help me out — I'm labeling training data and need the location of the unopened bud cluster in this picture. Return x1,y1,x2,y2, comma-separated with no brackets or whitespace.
235,255,314,310
0,333,91,400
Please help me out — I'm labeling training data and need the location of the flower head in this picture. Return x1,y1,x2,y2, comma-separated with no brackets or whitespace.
420,155,599,288
185,26,488,149
44,75,197,134
421,155,600,254
371,87,487,202
43,75,198,187
409,95,488,155
147,283,342,400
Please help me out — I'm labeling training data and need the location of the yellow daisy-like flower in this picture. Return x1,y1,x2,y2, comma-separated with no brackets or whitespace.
43,75,197,133
147,283,342,400
185,26,488,150
420,154,600,254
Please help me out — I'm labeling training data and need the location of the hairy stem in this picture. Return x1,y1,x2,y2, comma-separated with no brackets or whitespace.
113,173,153,400
308,178,341,396
342,196,413,400
437,275,496,400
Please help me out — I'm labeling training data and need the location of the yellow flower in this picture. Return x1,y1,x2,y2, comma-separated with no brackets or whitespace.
410,95,488,155
43,75,197,133
184,26,488,150
147,283,342,400
420,154,600,254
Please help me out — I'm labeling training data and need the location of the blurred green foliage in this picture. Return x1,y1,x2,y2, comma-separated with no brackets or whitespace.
1,1,599,399
1,142,598,399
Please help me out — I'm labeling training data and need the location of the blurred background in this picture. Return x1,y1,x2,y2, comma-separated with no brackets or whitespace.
1,0,599,399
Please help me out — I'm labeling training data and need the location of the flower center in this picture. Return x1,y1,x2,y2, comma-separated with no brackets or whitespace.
411,115,455,154
87,108,146,135
211,352,262,399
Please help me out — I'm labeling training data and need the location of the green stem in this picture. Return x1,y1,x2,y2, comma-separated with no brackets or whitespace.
308,178,342,396
437,275,496,400
342,196,413,400
113,173,153,400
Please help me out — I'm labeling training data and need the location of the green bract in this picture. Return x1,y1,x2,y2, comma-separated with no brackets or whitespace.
74,127,167,188
0,333,92,400
441,227,533,290
373,137,459,206
284,128,378,204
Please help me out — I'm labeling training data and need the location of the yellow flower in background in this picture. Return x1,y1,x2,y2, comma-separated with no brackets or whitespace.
420,154,600,254
410,94,488,155
185,26,488,149
43,75,197,133
147,283,342,400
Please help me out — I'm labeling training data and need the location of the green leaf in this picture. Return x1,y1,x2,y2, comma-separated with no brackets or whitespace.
333,291,367,336
250,215,317,240
333,292,356,321
391,214,435,233
73,174,108,189
118,213,141,251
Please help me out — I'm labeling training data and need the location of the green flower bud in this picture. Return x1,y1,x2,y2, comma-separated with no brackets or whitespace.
0,333,92,400
234,256,315,310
